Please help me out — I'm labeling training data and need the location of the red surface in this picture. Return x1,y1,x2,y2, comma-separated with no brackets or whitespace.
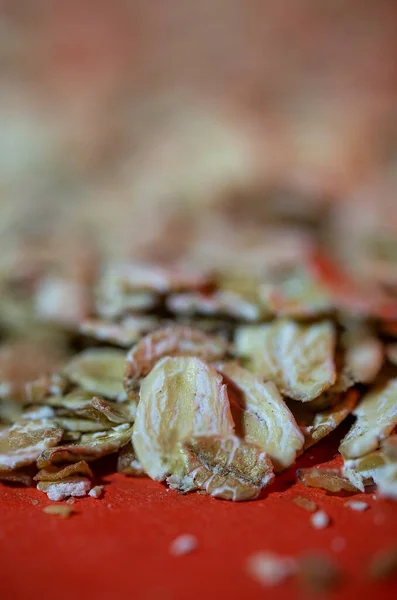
1,431,397,600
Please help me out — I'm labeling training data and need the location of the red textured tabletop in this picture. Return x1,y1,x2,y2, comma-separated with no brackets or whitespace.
1,430,396,600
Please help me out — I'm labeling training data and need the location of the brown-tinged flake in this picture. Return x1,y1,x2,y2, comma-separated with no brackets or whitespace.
297,467,359,493
0,469,33,486
218,362,304,470
235,320,336,402
0,420,63,471
293,496,317,512
369,547,397,580
117,442,146,476
42,504,75,518
63,348,126,401
124,326,229,394
34,460,93,481
290,388,359,450
168,435,274,501
132,357,234,480
37,424,133,467
38,476,91,501
339,378,397,459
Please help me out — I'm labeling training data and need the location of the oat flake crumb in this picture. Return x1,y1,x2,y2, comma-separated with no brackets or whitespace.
88,485,104,499
246,552,297,586
345,500,369,511
170,534,198,556
43,505,74,518
310,510,330,529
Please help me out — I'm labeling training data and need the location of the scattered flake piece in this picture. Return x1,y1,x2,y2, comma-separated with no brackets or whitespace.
331,537,346,553
38,476,91,501
293,496,317,512
132,357,234,481
169,435,274,502
169,534,198,556
218,362,304,470
344,330,384,384
79,316,158,347
235,320,336,401
43,504,75,518
124,326,228,394
382,435,397,460
298,467,359,493
369,547,397,580
22,406,56,420
63,348,126,401
167,291,261,322
77,396,130,426
298,554,341,591
246,552,297,586
291,388,359,450
0,420,63,471
37,424,133,467
34,276,90,326
34,460,93,482
345,500,369,511
117,442,146,476
376,464,397,500
260,266,332,318
88,485,104,498
310,510,330,529
339,378,397,459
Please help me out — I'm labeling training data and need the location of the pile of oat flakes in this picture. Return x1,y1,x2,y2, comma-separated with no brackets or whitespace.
0,219,397,505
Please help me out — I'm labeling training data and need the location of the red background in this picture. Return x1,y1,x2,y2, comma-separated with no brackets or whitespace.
1,429,396,600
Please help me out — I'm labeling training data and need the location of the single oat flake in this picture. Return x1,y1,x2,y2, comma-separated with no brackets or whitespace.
37,424,133,467
235,320,336,401
124,326,228,394
339,378,397,459
34,460,93,482
132,357,234,480
0,420,63,471
63,348,126,401
291,389,359,450
218,362,304,470
298,467,359,493
168,435,274,501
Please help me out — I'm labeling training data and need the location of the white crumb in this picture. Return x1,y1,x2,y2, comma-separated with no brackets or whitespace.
88,485,104,499
170,534,198,556
39,478,91,501
310,510,330,529
245,552,297,586
331,537,346,553
345,500,369,511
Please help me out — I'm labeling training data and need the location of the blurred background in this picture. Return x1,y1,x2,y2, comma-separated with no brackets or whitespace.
1,0,397,267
